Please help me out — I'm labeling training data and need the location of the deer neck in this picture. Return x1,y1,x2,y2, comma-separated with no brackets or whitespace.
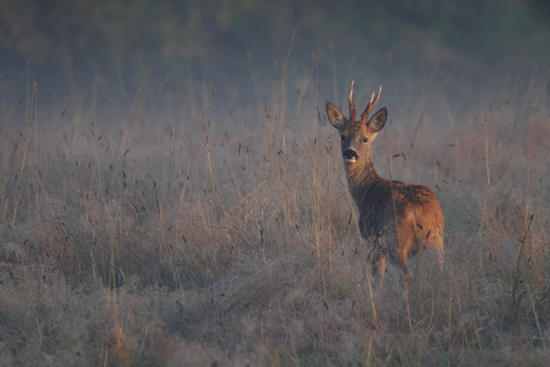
344,155,382,200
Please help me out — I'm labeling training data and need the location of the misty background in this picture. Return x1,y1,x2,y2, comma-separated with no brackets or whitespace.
1,0,549,126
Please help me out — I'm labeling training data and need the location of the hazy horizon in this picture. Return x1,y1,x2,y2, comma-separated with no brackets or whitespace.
1,0,549,123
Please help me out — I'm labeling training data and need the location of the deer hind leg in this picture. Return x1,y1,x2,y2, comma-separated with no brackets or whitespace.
434,245,444,273
395,227,413,292
396,254,410,292
370,250,386,288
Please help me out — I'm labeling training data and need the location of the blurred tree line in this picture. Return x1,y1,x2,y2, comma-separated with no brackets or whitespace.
0,0,549,104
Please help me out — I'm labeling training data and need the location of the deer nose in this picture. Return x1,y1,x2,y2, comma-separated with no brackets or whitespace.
343,149,358,160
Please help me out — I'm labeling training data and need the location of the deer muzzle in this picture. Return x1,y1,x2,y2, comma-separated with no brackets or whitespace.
343,149,358,162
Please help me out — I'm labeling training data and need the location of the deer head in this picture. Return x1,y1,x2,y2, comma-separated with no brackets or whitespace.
326,81,387,165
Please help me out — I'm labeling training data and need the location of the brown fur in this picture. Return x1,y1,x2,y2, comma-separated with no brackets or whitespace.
327,83,444,289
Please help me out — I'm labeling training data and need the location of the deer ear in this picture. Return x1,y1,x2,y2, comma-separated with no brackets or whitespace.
367,107,387,132
326,103,346,130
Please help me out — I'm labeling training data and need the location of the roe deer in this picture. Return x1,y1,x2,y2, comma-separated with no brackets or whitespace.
326,81,444,290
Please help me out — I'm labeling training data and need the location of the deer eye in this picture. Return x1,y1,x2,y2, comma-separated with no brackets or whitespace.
340,135,345,141
363,138,368,143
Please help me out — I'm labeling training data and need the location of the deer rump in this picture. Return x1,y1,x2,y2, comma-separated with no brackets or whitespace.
355,178,444,261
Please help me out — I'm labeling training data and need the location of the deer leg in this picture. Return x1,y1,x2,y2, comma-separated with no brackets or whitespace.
371,251,386,288
395,220,414,292
401,262,410,293
395,248,411,292
435,243,444,270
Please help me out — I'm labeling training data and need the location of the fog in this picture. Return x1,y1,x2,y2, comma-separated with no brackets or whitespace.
1,0,549,126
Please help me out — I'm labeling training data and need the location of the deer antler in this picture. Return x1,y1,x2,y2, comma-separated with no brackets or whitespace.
349,80,356,123
360,86,382,125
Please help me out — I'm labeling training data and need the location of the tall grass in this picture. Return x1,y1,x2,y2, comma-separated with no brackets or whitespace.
0,67,549,366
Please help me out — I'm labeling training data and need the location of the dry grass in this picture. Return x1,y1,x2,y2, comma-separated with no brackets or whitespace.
0,71,549,366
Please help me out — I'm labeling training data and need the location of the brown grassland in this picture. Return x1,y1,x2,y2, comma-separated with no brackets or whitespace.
0,71,549,366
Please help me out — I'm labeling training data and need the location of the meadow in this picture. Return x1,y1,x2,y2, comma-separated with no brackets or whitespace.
0,69,549,366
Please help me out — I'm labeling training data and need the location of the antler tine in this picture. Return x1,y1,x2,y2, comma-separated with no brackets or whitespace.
360,85,382,124
349,80,356,123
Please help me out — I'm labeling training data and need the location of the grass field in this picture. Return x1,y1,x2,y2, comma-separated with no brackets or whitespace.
0,71,549,366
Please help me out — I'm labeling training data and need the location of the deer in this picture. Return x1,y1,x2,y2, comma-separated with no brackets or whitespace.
326,81,444,290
